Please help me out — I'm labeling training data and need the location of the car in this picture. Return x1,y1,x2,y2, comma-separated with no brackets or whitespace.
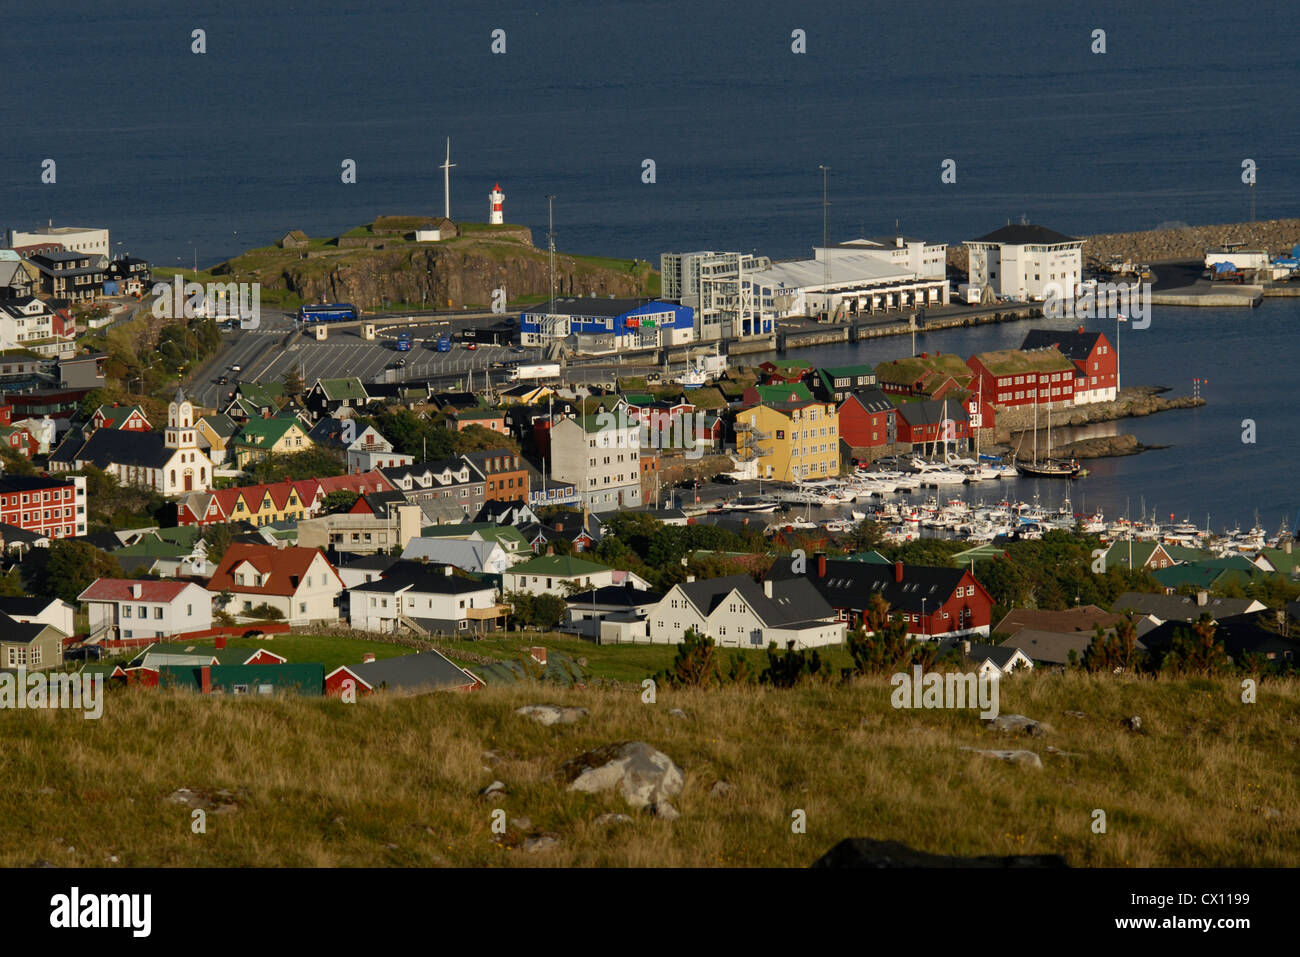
230,364,242,372
713,474,739,485
216,375,228,385
392,358,407,368
465,342,478,351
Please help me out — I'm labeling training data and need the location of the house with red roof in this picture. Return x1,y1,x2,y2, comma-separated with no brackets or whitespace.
78,579,213,643
206,543,345,624
175,470,395,526
89,403,152,433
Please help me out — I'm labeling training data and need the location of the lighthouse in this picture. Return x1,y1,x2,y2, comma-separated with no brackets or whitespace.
489,183,504,225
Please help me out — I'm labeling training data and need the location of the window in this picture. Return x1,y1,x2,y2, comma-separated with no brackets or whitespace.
154,607,163,619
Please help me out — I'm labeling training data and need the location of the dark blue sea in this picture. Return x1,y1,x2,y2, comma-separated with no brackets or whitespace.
3,0,1298,528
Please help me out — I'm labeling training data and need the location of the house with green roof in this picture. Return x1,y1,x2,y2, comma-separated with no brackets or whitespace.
743,381,815,406
306,377,371,419
232,416,313,468
1253,546,1300,579
1100,540,1182,573
157,663,324,696
226,382,285,420
502,554,650,596
875,353,974,400
811,364,877,403
1153,556,1266,592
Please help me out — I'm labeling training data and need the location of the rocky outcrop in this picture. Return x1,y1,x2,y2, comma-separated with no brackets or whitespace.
984,714,1053,737
960,747,1044,769
812,838,1068,868
278,243,650,311
1050,433,1148,459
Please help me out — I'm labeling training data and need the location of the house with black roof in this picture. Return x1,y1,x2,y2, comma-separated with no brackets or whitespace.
1138,611,1299,670
646,573,844,648
963,222,1084,303
346,559,505,635
767,555,994,639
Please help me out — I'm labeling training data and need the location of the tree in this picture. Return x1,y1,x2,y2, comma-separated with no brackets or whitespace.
659,628,723,688
760,641,832,687
1161,613,1228,677
532,593,568,630
200,524,238,563
37,540,123,602
240,447,345,484
1083,613,1140,673
321,490,361,514
0,446,35,476
283,367,305,398
845,593,933,675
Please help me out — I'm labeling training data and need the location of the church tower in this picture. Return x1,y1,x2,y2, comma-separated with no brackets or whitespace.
166,386,196,450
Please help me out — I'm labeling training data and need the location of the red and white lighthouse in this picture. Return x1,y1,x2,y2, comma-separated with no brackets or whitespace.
489,183,504,225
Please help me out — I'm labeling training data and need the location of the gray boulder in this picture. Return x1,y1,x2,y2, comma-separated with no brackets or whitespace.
984,714,1053,737
960,747,1043,769
516,704,589,726
561,741,684,810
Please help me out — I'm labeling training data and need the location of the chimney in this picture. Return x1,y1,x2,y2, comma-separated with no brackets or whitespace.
1286,539,1293,555
362,653,376,663
529,646,547,665
816,552,827,578
895,561,904,583
200,666,211,694
686,574,695,583
215,634,226,649
1196,590,1208,607
1077,325,1085,334
763,580,773,599
961,640,971,655
545,543,554,556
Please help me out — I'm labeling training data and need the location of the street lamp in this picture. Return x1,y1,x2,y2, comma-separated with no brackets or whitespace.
921,597,927,638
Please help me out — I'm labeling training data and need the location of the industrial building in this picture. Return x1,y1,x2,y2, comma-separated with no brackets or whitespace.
744,253,949,322
964,223,1084,302
9,225,110,260
814,235,948,281
518,297,693,353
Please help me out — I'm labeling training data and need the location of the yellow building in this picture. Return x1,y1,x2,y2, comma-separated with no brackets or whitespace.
232,416,313,468
736,399,839,481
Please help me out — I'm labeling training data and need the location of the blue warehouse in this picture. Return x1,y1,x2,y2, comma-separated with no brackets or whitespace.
520,297,694,352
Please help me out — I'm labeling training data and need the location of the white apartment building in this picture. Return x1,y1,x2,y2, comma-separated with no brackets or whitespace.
0,297,75,358
10,225,110,259
964,223,1084,302
548,414,642,512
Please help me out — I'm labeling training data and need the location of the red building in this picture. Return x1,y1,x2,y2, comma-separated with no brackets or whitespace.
966,347,1077,409
893,399,971,450
1019,327,1118,404
90,404,152,432
768,555,994,638
837,389,896,449
0,475,87,538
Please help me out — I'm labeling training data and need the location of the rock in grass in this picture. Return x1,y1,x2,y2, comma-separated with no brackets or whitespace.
960,747,1043,769
516,705,589,726
649,801,680,821
1124,715,1143,732
523,834,560,853
480,780,507,799
984,714,1053,736
561,741,683,810
167,787,243,814
594,813,634,826
668,708,691,720
812,838,1068,868
709,779,734,798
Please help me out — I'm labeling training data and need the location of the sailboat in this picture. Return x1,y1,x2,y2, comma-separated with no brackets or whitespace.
1016,396,1080,478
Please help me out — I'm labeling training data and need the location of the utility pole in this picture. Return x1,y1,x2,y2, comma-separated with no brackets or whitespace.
818,165,831,320
546,194,557,316
441,138,455,219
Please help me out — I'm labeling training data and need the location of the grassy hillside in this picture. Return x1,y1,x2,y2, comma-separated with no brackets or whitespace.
6,673,1297,867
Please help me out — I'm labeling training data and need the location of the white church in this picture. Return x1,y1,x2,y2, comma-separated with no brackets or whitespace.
50,388,215,496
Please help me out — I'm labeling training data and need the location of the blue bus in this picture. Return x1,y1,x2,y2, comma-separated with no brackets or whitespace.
298,302,359,323
396,332,412,351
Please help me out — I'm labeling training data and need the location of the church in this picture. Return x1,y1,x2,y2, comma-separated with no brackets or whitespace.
48,388,215,496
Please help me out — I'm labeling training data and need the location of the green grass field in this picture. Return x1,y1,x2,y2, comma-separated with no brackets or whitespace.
5,673,1297,867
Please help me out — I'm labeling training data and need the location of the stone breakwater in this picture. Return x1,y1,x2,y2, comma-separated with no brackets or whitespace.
986,386,1203,459
948,218,1300,273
